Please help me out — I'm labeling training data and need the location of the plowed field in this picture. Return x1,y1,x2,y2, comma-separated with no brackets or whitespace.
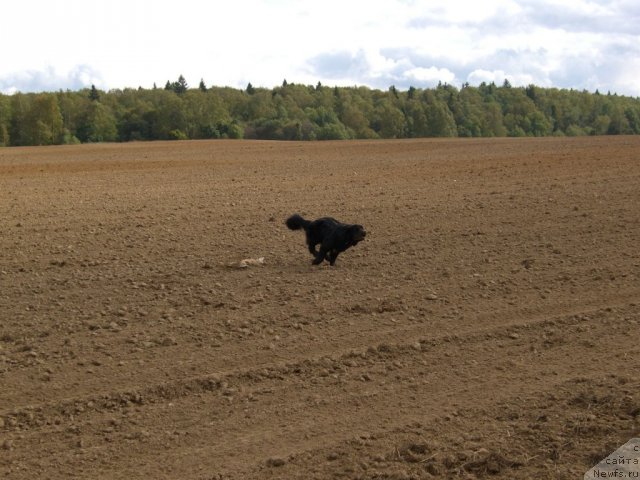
1,137,639,479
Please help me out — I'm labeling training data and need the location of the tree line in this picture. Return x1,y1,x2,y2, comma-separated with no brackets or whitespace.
1,76,639,147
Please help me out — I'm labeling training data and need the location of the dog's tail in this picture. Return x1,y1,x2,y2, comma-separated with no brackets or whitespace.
286,214,310,231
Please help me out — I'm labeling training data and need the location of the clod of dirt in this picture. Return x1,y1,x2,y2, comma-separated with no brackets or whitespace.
266,457,286,467
463,452,523,475
424,461,444,476
160,337,177,347
396,442,430,463
522,259,535,269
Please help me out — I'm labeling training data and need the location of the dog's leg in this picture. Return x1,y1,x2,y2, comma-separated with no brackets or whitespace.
312,246,328,265
328,250,340,266
306,232,320,256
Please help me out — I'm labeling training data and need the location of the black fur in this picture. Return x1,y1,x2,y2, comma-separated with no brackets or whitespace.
286,214,366,266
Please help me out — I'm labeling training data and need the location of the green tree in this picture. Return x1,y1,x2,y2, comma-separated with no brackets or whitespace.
339,100,375,138
0,95,11,146
624,106,640,134
592,115,611,135
3,80,640,146
529,110,552,136
182,90,230,138
243,89,277,126
427,103,458,137
148,89,188,139
452,87,484,137
8,93,29,145
372,98,405,138
112,89,154,141
497,86,541,136
481,101,507,137
174,75,188,94
565,124,588,136
77,102,117,142
89,84,100,101
423,93,457,137
223,121,244,139
12,93,64,145
316,122,350,140
306,105,338,127
404,98,428,137
56,90,90,143
313,85,336,111
607,104,630,134
164,76,188,95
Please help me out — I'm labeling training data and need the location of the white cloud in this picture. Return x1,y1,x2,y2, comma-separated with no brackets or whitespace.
1,0,639,96
0,66,104,94
405,67,456,85
467,69,506,85
467,69,536,87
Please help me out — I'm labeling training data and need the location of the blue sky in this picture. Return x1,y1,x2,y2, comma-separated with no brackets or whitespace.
1,0,639,96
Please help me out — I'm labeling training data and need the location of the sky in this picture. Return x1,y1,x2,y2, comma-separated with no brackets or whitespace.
1,0,639,96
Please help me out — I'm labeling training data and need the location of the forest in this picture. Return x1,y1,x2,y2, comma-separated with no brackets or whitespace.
1,76,639,146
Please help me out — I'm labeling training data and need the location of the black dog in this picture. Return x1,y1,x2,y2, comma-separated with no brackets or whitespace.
286,214,366,266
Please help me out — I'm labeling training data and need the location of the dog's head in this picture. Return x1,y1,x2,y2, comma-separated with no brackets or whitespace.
349,225,367,244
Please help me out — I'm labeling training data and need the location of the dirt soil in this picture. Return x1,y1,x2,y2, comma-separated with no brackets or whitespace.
1,137,639,479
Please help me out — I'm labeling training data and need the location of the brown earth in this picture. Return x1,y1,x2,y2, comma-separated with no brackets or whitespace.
0,137,639,479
